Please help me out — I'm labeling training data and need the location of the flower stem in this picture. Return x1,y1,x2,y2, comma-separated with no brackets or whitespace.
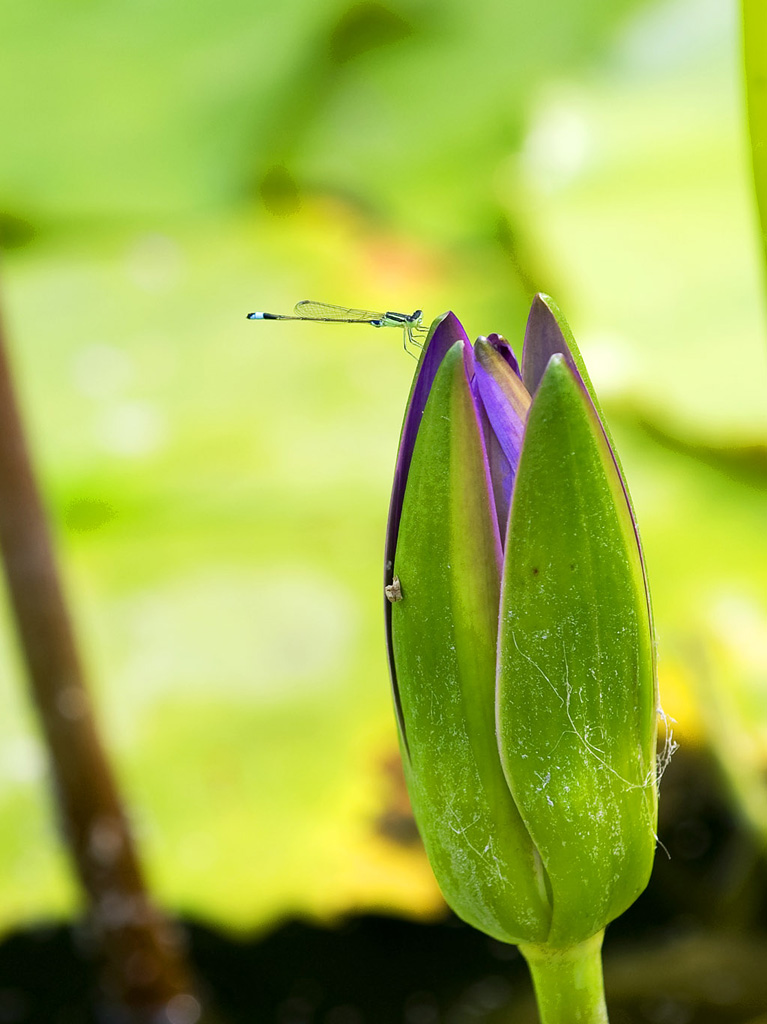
519,931,609,1024
743,0,767,291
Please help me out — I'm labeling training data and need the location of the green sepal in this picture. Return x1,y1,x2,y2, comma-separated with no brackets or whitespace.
743,0,767,280
392,340,551,944
497,354,657,947
522,294,657,750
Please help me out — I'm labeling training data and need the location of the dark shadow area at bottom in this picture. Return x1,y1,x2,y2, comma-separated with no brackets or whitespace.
1,749,766,1024
3,913,767,1024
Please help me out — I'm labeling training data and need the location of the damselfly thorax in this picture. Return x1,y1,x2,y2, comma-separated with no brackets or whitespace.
247,301,428,354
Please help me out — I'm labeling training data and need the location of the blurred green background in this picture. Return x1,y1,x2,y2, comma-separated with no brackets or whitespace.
0,0,766,938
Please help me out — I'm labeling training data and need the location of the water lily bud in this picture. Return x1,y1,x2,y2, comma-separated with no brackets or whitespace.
384,296,657,950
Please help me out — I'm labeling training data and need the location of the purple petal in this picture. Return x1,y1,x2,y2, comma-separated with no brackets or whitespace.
485,333,520,376
474,397,516,545
520,293,606,399
473,338,532,539
474,357,528,467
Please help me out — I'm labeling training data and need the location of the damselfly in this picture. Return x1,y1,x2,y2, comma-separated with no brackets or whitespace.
246,301,428,354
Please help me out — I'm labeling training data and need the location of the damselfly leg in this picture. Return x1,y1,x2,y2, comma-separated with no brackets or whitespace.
403,321,428,357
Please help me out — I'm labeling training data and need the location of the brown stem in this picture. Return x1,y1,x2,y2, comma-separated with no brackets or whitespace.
0,281,200,1018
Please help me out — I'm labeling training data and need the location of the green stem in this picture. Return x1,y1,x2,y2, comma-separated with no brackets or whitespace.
743,1,767,290
519,931,608,1024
